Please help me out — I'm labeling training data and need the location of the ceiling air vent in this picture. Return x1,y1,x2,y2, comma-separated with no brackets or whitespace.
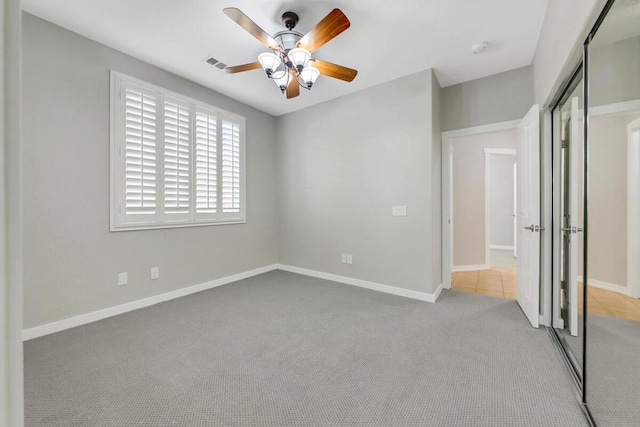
204,56,228,70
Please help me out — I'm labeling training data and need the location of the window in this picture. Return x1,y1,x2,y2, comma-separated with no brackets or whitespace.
110,71,245,230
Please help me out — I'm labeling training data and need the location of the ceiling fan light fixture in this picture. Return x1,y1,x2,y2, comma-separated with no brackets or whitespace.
288,48,311,72
258,52,282,77
224,7,356,99
300,66,320,88
273,72,290,93
271,64,287,80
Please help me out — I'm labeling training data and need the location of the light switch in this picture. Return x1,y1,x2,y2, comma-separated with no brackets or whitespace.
150,267,160,280
392,205,407,216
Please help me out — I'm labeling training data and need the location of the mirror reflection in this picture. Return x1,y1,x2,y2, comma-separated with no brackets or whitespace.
587,0,640,425
553,77,585,375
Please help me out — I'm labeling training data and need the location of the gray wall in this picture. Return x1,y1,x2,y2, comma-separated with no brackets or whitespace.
440,66,533,132
576,113,640,287
590,36,640,107
22,13,278,329
451,129,517,267
490,156,516,248
586,114,632,286
532,0,598,104
577,36,640,288
3,0,24,424
432,73,442,287
277,69,441,294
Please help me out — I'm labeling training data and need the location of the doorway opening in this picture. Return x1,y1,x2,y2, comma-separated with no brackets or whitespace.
445,128,518,300
442,105,542,328
486,148,518,270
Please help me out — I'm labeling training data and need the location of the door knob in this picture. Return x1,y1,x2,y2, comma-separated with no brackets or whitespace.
562,226,583,234
524,224,544,232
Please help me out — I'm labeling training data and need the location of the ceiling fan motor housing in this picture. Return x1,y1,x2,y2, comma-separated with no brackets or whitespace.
281,11,299,30
273,30,303,52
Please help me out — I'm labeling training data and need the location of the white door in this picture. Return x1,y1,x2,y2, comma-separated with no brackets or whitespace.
513,163,517,258
567,97,580,336
517,104,541,328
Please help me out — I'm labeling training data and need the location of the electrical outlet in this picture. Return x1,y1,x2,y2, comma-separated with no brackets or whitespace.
150,267,160,280
346,254,353,264
118,272,128,287
341,254,347,263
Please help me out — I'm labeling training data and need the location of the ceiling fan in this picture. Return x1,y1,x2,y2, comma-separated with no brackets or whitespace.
223,7,358,99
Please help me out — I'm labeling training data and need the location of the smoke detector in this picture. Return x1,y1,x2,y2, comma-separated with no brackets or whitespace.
471,42,489,54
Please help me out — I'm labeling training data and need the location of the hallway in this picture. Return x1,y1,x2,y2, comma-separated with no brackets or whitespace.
451,267,517,299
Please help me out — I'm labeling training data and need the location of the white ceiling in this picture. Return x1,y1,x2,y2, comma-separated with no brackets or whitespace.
22,0,549,116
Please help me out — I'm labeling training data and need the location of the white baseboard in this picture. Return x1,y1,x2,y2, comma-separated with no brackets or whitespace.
577,275,632,297
432,282,443,302
22,264,279,341
277,264,442,303
452,264,490,272
490,245,514,251
23,263,445,341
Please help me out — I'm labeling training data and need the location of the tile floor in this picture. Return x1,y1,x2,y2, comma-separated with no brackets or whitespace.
450,267,517,300
451,269,640,322
580,283,640,322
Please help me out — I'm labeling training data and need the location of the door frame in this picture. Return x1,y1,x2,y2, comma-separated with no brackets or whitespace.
552,106,565,329
483,148,517,265
629,116,640,298
441,119,520,289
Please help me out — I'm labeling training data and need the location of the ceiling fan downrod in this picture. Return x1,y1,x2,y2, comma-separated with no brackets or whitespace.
281,11,299,30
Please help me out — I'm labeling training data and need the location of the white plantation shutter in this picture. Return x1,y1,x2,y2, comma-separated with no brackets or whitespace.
122,83,158,223
111,71,245,230
195,110,217,218
222,119,241,214
163,98,191,219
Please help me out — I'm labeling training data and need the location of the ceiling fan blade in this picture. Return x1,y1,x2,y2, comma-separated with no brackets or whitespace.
311,59,357,82
296,9,350,53
225,62,262,74
286,71,300,99
223,7,280,50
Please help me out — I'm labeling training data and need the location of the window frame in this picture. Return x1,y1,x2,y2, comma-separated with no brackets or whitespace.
110,70,246,232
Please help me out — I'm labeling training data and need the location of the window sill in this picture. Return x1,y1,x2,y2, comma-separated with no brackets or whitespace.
110,219,246,232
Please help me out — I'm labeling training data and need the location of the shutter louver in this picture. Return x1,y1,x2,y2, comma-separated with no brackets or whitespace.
164,100,191,216
124,87,157,215
112,72,245,230
222,120,241,213
195,111,217,214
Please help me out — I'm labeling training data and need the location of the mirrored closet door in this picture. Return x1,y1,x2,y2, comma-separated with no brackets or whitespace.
585,0,640,425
